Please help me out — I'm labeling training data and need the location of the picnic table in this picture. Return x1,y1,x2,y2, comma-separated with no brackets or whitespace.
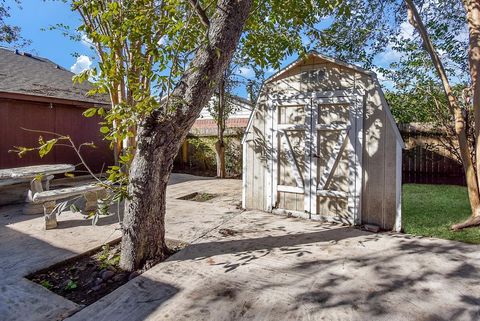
0,164,75,214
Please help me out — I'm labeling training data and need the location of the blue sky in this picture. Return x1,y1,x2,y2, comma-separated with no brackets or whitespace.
6,1,93,70
4,0,403,97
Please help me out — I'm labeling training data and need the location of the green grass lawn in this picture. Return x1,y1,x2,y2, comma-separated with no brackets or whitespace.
403,184,480,244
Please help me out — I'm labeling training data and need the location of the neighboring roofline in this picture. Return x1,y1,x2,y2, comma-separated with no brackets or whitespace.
159,93,253,114
0,46,69,71
0,47,109,105
225,93,253,108
0,91,109,107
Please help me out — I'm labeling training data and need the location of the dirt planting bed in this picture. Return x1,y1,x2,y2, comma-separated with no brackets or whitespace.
27,239,187,306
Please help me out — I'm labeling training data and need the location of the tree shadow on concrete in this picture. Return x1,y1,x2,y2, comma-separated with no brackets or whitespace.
174,230,480,321
0,207,179,321
169,226,371,268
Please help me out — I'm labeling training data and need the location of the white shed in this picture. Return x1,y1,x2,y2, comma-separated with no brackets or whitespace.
242,52,404,231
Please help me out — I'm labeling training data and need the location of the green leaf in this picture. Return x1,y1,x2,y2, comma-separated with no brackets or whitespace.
100,126,110,134
70,204,80,213
40,280,53,289
39,139,58,158
64,279,77,290
83,107,97,117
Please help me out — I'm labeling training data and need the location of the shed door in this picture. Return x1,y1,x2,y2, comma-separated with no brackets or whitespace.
272,95,362,224
272,100,309,213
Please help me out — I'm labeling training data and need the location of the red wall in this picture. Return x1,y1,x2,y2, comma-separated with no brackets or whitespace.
0,98,114,174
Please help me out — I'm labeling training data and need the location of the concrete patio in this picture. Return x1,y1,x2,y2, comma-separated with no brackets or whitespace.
1,174,479,321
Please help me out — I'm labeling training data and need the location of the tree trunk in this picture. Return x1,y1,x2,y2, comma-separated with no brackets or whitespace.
119,0,253,271
215,76,227,178
119,121,175,271
455,0,480,230
215,140,226,178
406,0,480,230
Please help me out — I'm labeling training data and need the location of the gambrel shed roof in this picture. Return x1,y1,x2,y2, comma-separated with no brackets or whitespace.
243,51,404,148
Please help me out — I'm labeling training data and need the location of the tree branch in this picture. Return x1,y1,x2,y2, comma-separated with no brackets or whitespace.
188,0,210,28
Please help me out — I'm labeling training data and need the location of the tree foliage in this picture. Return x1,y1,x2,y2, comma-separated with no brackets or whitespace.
312,0,470,126
0,0,29,46
69,0,349,192
312,0,480,230
67,0,351,270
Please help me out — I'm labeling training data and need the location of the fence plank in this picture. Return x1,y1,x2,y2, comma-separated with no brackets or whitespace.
400,123,465,186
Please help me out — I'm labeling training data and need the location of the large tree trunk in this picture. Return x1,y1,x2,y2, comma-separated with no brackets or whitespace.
454,0,480,230
405,0,480,230
119,0,253,271
119,121,176,271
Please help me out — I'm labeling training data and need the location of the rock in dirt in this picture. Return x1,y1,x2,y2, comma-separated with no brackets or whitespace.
112,273,126,282
91,283,106,292
101,270,115,281
94,277,103,286
128,271,140,281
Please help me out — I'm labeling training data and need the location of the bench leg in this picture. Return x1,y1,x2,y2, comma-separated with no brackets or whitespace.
84,190,107,212
84,192,98,212
43,201,57,230
23,175,56,215
23,179,44,215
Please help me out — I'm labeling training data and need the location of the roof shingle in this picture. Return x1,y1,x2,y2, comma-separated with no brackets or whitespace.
0,48,108,105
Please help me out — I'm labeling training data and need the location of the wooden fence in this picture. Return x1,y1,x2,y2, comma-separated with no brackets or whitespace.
399,123,466,186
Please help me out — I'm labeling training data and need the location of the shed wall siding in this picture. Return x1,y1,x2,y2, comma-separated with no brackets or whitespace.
244,100,268,210
244,55,399,230
357,72,397,230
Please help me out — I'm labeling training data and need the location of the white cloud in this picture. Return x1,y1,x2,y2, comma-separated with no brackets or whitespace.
80,33,93,47
376,45,404,65
399,21,414,39
374,20,413,66
372,67,389,82
70,55,92,74
454,27,469,43
238,66,254,78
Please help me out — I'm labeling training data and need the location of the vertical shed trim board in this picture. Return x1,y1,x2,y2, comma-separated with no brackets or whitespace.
347,101,357,222
354,93,364,224
266,99,275,210
241,140,247,208
306,97,316,215
382,120,398,229
395,141,402,232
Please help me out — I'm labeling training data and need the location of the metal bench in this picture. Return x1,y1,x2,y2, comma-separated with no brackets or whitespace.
32,184,106,229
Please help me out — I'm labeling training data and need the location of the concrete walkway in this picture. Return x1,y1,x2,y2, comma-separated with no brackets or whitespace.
67,211,480,321
0,174,242,321
1,174,480,321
